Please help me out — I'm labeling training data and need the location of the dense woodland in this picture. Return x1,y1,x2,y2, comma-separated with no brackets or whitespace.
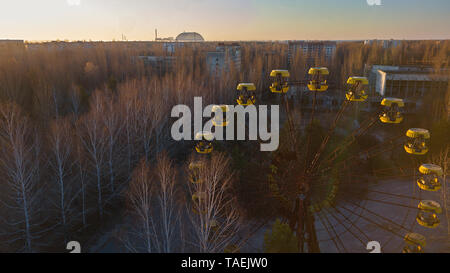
0,40,448,252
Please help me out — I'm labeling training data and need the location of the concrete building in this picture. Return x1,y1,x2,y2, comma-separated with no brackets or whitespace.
206,51,225,75
382,40,402,49
364,39,402,48
137,55,176,73
367,65,449,113
288,41,336,67
163,42,179,55
206,43,241,75
0,39,25,50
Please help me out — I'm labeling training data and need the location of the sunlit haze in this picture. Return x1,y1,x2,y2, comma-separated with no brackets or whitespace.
1,0,449,41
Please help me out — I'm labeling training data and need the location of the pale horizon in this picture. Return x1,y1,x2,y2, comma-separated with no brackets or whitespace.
1,0,449,41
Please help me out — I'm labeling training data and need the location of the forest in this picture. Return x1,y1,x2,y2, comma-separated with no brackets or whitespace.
0,40,448,252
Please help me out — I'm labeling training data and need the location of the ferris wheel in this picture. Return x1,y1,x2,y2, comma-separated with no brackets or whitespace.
186,63,447,253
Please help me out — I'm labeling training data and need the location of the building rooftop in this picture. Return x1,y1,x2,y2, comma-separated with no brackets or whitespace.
288,40,337,45
383,72,449,81
375,66,449,81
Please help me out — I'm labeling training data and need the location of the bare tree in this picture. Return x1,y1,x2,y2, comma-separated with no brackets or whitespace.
124,158,154,253
122,153,181,253
153,152,180,252
118,84,141,174
74,138,88,228
0,103,46,252
103,95,124,193
137,92,160,161
119,79,168,163
186,152,241,253
69,84,83,119
48,117,79,243
76,91,107,218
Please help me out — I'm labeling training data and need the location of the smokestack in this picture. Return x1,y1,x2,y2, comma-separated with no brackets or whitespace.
155,29,158,41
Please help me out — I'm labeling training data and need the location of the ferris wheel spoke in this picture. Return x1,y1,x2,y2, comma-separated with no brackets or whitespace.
319,131,403,174
328,204,371,242
308,100,351,174
338,203,406,244
359,189,421,201
350,196,417,210
344,199,414,233
322,206,368,249
318,114,380,167
316,210,346,253
302,91,319,175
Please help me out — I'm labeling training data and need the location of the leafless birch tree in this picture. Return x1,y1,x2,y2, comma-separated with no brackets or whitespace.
48,117,79,243
123,153,181,253
186,153,241,253
76,91,108,218
0,103,45,252
124,158,155,252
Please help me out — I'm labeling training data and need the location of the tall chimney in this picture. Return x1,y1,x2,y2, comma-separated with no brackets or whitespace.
155,29,158,41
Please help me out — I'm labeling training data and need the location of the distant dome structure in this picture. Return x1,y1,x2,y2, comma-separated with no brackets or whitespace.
176,32,205,42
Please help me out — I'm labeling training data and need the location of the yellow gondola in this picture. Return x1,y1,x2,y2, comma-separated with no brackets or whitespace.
402,233,426,253
192,191,207,215
345,76,369,102
212,105,230,127
380,98,404,124
195,131,214,154
416,200,442,228
417,164,443,192
237,83,256,105
270,70,290,93
404,128,430,155
308,67,329,92
189,161,204,184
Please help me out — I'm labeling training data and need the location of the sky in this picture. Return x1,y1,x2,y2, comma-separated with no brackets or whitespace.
0,0,449,41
